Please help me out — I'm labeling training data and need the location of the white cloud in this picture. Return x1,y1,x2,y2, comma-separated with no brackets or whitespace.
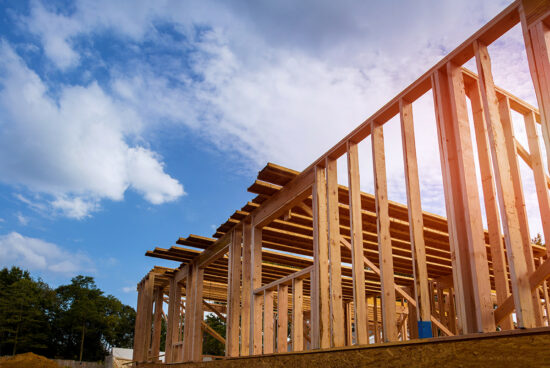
25,2,82,69
16,212,29,226
0,232,94,275
0,41,185,218
122,286,136,293
14,0,547,239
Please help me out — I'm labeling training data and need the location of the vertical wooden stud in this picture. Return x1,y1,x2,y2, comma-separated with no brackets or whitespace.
433,68,481,334
467,79,514,330
277,284,289,353
251,226,263,355
227,229,242,357
446,61,495,332
241,222,252,356
151,287,164,360
525,111,550,253
399,99,432,334
264,290,275,354
292,278,304,352
312,164,330,348
346,141,369,345
520,4,550,172
371,121,398,342
474,40,537,328
326,157,345,347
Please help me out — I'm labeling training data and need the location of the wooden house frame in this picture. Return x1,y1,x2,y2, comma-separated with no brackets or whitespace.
132,0,550,363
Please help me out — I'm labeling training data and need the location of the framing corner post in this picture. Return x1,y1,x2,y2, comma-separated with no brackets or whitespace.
312,164,330,349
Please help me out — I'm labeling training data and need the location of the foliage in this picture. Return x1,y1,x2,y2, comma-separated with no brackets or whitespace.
0,268,56,357
202,314,225,356
532,233,545,246
0,267,135,362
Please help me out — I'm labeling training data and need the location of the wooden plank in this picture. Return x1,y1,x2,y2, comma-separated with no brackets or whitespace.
182,269,194,362
405,287,418,339
495,255,550,323
521,4,550,173
201,321,226,345
198,232,232,269
344,302,353,346
277,284,289,353
251,226,263,355
326,157,345,347
467,79,514,330
151,287,164,360
226,229,242,357
264,289,275,354
132,282,144,362
499,95,543,326
524,111,550,254
399,99,431,326
474,40,537,328
339,237,454,336
432,68,477,335
292,278,304,351
190,266,204,362
164,281,174,363
371,121,398,342
203,300,226,322
446,61,495,332
253,265,314,294
346,141,369,345
312,165,330,349
241,222,252,356
373,296,380,343
253,168,315,228
142,275,155,361
166,277,182,362
515,138,550,189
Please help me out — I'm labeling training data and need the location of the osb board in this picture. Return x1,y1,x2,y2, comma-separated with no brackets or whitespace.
138,327,550,368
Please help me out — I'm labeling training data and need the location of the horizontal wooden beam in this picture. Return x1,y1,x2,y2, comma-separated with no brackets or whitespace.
253,265,313,294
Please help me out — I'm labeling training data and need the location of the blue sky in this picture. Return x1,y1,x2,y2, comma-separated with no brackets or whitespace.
1,0,545,307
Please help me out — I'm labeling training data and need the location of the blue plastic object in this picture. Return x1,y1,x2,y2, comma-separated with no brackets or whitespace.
417,321,433,338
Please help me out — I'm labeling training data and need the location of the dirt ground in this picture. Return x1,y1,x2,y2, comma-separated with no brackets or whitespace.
0,352,60,368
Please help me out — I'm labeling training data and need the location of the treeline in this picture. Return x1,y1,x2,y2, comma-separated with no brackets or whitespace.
0,267,135,361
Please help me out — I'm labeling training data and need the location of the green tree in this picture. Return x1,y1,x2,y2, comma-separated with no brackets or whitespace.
102,295,136,349
55,276,108,361
0,268,136,361
0,267,56,356
202,314,225,356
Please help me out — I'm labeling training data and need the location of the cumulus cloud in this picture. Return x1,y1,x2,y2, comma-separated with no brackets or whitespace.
0,232,94,275
0,41,185,218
